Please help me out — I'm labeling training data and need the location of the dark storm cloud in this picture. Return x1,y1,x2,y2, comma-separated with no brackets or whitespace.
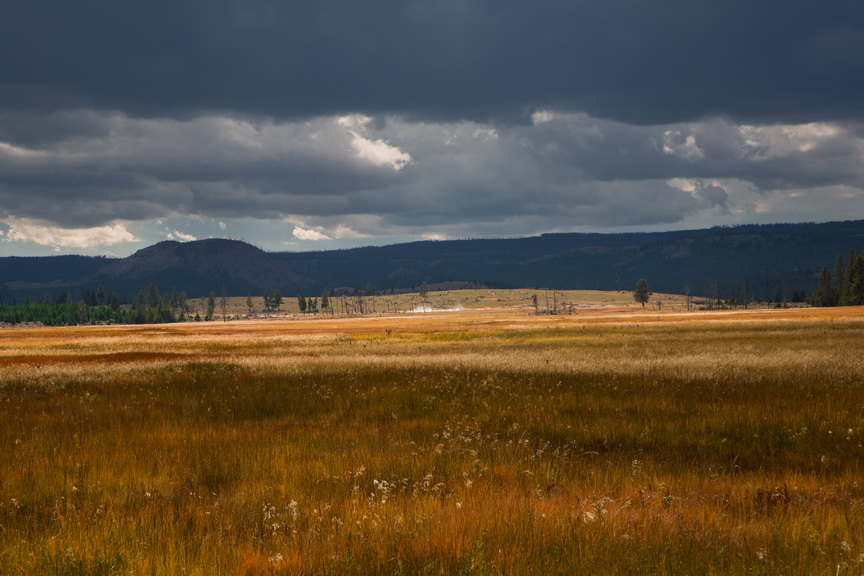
0,113,405,227
2,0,863,125
2,111,863,237
2,1,863,254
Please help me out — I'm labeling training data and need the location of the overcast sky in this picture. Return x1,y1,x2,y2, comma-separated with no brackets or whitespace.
2,0,863,256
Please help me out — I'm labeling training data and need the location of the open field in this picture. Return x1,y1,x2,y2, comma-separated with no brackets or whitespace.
1,302,863,575
193,288,694,318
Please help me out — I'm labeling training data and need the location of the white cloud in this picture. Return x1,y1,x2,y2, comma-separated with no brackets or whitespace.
292,226,331,241
738,122,843,160
2,109,863,257
665,178,739,214
3,218,140,249
666,178,699,193
167,230,197,242
347,132,412,171
338,114,412,170
531,110,556,125
661,129,705,160
337,114,372,130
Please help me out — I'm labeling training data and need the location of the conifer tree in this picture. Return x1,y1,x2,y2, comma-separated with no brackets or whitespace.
78,301,89,325
321,291,330,314
206,292,216,321
813,267,836,307
633,279,652,307
270,290,282,311
841,250,864,305
147,283,161,307
834,254,845,296
220,287,228,322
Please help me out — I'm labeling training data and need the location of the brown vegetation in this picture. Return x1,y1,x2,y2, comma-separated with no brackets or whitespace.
1,301,863,574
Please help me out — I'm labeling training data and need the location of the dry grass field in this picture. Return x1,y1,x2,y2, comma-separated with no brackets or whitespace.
1,295,863,575
198,288,692,318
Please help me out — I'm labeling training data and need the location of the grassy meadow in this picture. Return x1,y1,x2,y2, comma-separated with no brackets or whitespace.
1,299,863,574
197,288,691,318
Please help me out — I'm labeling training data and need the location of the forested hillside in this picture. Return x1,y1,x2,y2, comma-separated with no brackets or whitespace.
2,221,863,303
273,221,864,300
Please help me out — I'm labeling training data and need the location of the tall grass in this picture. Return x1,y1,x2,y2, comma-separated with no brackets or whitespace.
1,311,862,574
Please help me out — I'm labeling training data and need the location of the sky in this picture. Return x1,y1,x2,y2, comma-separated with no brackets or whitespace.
1,0,863,257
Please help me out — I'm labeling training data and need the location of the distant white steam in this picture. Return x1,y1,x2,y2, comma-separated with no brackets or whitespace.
410,303,465,313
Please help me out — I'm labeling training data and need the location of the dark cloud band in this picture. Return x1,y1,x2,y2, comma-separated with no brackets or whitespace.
2,1,863,124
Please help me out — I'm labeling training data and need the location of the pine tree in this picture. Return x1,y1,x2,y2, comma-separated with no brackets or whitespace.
220,287,228,322
834,254,845,296
841,250,864,305
321,291,330,314
147,283,161,308
633,279,652,307
78,301,89,325
270,290,283,311
205,292,216,321
812,267,836,307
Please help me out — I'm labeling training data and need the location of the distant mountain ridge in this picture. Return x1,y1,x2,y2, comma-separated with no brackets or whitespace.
93,239,312,291
2,221,863,301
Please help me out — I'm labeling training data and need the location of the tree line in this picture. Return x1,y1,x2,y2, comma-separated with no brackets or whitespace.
0,283,190,326
811,249,864,307
0,281,408,327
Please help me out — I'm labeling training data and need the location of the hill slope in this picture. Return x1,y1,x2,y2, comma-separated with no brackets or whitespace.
1,239,314,299
274,221,864,298
1,221,863,301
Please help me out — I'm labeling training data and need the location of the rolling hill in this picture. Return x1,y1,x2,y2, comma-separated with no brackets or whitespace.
2,221,863,302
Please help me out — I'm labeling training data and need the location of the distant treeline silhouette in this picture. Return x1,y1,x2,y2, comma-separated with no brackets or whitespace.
811,248,864,307
0,283,184,326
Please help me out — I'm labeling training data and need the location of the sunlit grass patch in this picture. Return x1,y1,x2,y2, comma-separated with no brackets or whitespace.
1,306,863,574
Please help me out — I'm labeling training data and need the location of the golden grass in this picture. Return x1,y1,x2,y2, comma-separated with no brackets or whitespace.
1,303,863,574
202,288,692,317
